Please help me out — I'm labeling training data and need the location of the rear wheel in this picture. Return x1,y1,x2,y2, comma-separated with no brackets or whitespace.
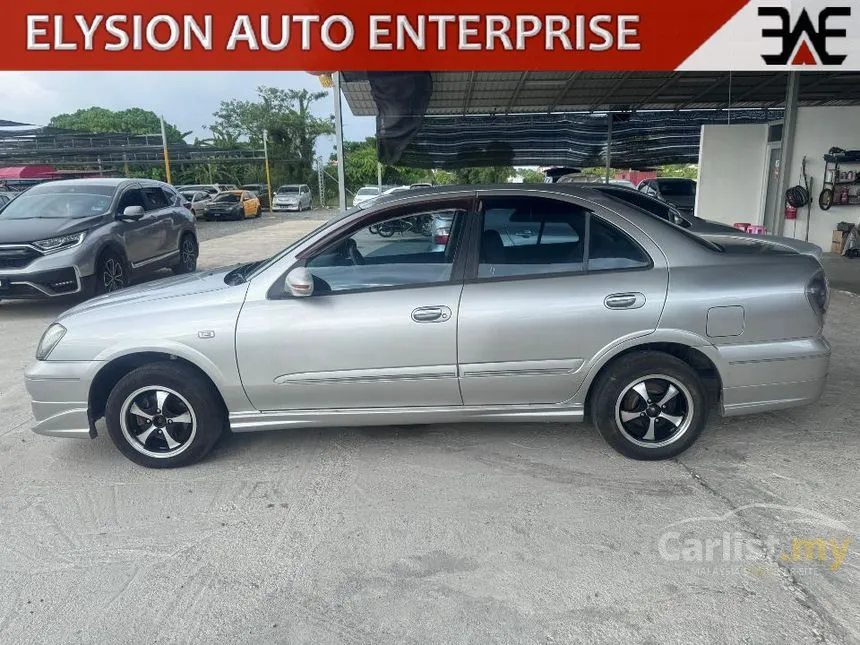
172,234,198,274
589,351,708,460
105,362,226,468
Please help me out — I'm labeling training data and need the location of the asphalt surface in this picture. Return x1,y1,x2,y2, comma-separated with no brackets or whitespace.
0,223,857,644
195,208,332,244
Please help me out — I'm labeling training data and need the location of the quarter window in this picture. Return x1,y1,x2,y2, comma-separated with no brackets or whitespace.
303,206,467,294
588,217,651,271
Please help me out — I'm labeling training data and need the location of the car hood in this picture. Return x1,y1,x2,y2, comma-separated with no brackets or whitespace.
59,267,238,321
0,214,103,244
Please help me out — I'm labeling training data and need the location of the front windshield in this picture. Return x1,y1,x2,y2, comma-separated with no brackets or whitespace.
213,193,240,203
357,187,379,196
277,186,300,194
0,185,115,219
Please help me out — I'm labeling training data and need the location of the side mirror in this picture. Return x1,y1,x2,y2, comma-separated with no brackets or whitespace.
119,205,145,220
285,267,314,298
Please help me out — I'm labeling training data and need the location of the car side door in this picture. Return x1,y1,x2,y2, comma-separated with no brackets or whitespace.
235,197,474,411
457,193,669,406
115,185,157,265
138,186,176,261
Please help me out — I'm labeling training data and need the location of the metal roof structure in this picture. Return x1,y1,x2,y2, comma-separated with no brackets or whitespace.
342,71,860,116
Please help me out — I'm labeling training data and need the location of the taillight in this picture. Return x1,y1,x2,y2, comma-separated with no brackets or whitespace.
434,228,450,245
806,272,829,315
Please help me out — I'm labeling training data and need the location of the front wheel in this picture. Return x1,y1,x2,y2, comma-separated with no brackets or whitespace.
589,351,708,460
104,362,226,468
91,250,128,297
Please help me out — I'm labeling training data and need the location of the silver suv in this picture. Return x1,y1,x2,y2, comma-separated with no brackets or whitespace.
0,178,198,300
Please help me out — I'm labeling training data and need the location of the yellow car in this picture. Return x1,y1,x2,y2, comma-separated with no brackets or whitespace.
202,190,262,221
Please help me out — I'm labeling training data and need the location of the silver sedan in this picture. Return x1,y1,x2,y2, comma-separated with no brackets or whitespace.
25,185,831,467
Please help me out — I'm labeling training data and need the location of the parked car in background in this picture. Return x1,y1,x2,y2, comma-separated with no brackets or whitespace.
609,179,637,189
352,185,382,207
178,189,213,218
410,182,433,189
0,179,197,300
202,190,261,221
241,184,270,209
26,184,830,468
272,184,312,212
638,178,697,214
0,192,14,207
592,185,823,260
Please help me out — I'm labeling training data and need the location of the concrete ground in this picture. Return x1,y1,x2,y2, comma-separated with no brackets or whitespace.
0,221,858,644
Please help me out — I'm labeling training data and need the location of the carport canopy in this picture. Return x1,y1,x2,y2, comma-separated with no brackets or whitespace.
329,70,860,229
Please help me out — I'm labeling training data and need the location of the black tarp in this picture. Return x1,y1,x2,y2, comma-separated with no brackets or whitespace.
347,72,779,169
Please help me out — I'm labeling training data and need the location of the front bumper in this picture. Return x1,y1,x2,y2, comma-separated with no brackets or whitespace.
25,359,100,439
0,266,82,299
272,203,300,211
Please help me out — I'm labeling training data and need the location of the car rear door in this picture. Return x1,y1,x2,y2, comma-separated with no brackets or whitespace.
235,197,475,411
139,186,175,262
456,192,669,406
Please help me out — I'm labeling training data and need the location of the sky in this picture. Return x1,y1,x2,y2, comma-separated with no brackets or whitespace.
0,71,376,160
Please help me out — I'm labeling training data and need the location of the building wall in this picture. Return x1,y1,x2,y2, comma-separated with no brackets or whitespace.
782,107,860,251
695,124,768,227
696,107,860,251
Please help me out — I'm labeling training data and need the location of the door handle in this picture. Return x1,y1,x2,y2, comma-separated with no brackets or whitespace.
604,293,646,310
411,306,452,323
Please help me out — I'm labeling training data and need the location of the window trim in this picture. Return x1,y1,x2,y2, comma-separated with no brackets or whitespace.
463,195,653,285
115,184,145,213
267,196,478,300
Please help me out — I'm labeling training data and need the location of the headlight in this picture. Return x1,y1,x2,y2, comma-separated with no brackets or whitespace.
33,232,85,253
36,323,67,360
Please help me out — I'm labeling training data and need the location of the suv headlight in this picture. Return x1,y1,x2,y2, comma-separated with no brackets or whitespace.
36,323,67,360
33,232,85,253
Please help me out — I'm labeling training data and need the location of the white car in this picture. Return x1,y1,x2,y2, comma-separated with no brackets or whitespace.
352,186,382,207
271,185,312,212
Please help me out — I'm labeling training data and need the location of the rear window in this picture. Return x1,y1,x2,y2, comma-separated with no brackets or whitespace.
657,180,696,197
213,193,240,203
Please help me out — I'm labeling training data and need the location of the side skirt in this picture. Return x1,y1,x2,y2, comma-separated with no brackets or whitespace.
229,404,586,433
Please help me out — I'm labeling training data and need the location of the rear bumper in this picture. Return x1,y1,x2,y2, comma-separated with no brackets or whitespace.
25,360,99,439
718,337,831,417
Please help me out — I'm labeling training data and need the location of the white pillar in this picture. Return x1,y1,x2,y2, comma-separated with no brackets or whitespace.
333,72,347,212
772,72,800,236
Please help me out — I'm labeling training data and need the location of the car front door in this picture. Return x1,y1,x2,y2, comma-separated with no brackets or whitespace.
457,193,669,406
138,186,175,262
235,198,474,411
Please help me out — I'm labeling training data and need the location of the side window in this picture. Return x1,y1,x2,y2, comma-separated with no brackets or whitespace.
161,187,178,206
141,187,169,211
588,217,651,271
478,197,586,278
303,206,467,294
117,188,145,212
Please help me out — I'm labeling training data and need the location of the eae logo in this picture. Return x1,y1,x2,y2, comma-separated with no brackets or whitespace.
759,6,851,65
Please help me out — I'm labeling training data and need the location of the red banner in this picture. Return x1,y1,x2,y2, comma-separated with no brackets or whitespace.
4,1,752,70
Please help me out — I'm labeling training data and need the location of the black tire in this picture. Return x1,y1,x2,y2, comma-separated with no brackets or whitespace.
589,351,708,460
172,234,198,275
91,250,129,297
104,361,226,468
255,205,262,218
377,224,395,238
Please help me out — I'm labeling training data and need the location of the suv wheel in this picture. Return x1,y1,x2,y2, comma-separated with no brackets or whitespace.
172,234,198,274
590,351,708,460
93,250,128,296
104,362,226,468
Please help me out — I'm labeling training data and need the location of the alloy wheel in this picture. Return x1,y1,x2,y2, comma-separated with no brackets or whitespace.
120,386,198,459
180,238,197,271
102,257,126,292
614,374,694,448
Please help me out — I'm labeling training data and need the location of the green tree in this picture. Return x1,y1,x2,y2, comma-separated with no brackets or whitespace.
331,137,433,194
518,169,545,184
454,166,513,184
210,87,334,185
49,107,187,142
